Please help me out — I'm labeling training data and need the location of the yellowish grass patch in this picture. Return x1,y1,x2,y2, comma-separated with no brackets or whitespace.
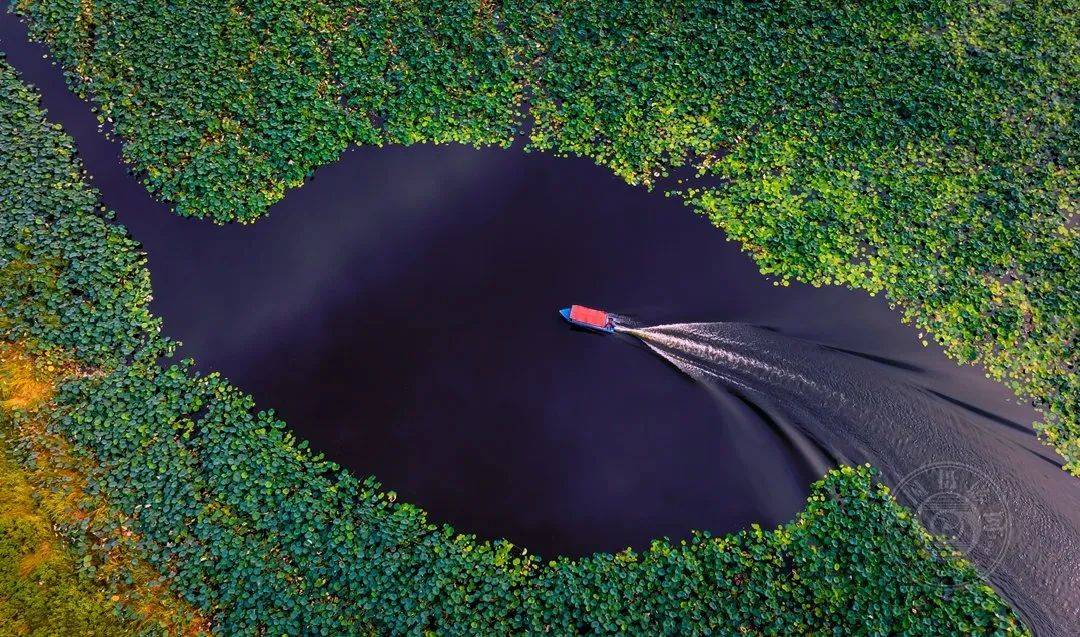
1,341,211,635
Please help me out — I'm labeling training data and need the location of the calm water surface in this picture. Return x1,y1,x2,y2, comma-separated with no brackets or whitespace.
5,14,1076,634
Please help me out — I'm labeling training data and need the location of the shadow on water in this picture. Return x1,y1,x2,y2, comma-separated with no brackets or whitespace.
621,321,1080,635
3,13,1077,635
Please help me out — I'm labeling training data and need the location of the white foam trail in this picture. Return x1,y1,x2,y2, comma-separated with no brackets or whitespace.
623,323,841,401
641,342,759,396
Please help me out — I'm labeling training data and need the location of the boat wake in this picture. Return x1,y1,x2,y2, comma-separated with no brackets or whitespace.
618,320,1080,636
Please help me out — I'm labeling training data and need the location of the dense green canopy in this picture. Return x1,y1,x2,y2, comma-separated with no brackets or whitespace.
13,0,1078,472
0,55,1028,634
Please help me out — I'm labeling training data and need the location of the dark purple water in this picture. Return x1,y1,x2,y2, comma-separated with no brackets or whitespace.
627,321,1079,634
4,13,1077,634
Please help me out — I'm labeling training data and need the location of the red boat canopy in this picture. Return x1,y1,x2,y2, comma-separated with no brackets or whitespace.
569,305,609,328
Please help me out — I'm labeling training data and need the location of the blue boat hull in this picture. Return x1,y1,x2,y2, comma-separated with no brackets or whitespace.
559,307,616,333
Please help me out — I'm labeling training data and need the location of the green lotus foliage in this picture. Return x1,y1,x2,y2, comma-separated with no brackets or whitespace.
0,56,1028,633
11,0,1078,473
0,57,160,367
13,0,521,223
